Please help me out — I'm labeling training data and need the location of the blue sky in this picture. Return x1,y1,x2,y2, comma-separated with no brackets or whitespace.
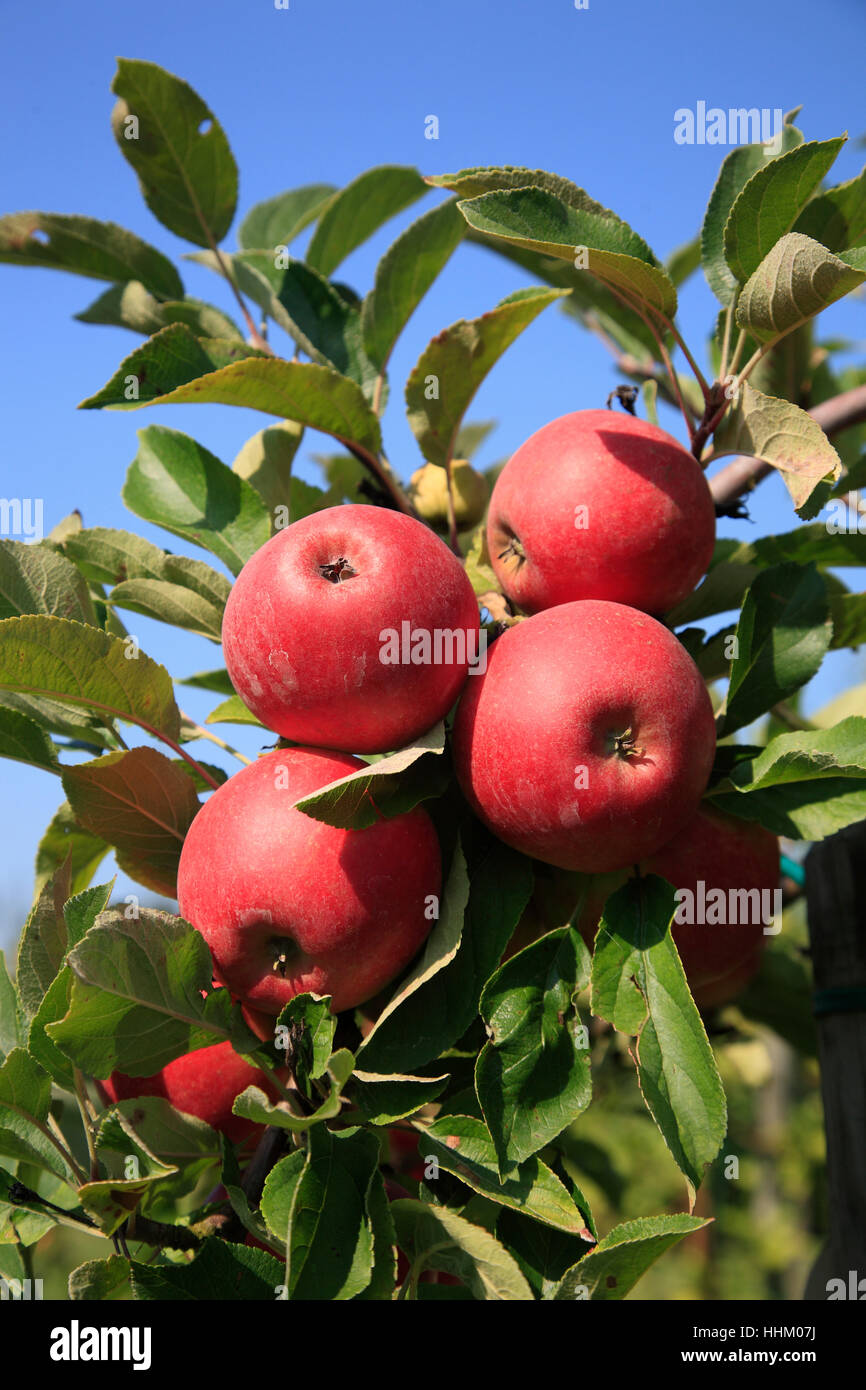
1,0,865,947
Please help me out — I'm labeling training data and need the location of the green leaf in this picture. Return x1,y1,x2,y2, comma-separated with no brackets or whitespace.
260,1148,306,1247
358,837,533,1074
233,1050,353,1133
720,563,831,736
710,717,866,840
29,883,114,1088
46,908,252,1077
61,748,200,898
406,287,567,466
476,926,592,1173
391,1198,531,1300
829,592,866,650
238,183,337,250
193,249,378,392
351,1070,449,1125
794,166,866,253
178,667,234,696
231,420,305,518
361,198,465,370
735,233,866,345
665,234,702,288
86,342,383,459
99,1092,220,1159
419,1114,589,1234
75,281,242,339
0,1048,51,1125
111,58,237,246
62,527,229,598
16,862,70,1021
282,1125,380,1300
724,136,847,286
356,843,470,1071
701,123,804,305
34,803,110,900
79,323,261,411
0,705,59,773
457,187,675,317
122,425,270,575
0,540,96,624
0,212,183,298
552,1214,710,1300
108,576,227,642
590,878,727,1197
0,952,22,1062
736,943,817,1056
355,1168,397,1300
306,166,427,277
129,1237,282,1300
0,615,181,743
497,1207,595,1299
204,694,264,727
271,993,336,1096
69,1255,133,1301
293,722,448,828
713,382,841,512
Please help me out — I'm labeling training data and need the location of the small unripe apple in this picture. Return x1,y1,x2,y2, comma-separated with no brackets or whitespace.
453,600,716,873
97,1041,282,1144
409,460,489,532
177,747,441,1016
221,503,480,754
487,409,716,616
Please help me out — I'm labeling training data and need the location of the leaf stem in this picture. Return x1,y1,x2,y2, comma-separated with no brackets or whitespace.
180,712,252,766
208,240,274,356
74,1070,101,1182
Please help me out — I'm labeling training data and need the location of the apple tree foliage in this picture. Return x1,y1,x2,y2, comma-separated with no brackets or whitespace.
1,61,865,1301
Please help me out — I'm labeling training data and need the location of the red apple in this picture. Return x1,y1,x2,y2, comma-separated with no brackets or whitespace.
453,601,716,873
487,409,715,616
221,503,480,753
177,747,441,1015
97,1041,282,1144
578,805,780,1003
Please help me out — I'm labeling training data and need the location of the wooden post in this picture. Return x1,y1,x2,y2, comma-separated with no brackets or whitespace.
804,821,866,1300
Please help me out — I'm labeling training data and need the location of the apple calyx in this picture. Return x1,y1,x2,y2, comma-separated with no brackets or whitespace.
496,534,526,566
610,727,645,760
319,557,357,583
270,936,301,976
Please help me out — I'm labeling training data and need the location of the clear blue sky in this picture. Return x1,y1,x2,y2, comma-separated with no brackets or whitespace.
1,0,865,947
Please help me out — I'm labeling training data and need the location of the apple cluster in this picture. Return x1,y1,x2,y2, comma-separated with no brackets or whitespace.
108,410,779,1137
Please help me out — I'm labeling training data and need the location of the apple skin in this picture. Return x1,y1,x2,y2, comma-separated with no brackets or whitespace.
453,600,716,873
577,805,780,1004
487,409,716,616
177,747,441,1016
97,1041,282,1144
221,503,480,754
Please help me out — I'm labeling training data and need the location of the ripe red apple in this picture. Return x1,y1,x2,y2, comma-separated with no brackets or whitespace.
97,1041,282,1144
577,805,780,1004
453,601,716,873
177,747,441,1016
487,409,716,616
221,503,480,753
